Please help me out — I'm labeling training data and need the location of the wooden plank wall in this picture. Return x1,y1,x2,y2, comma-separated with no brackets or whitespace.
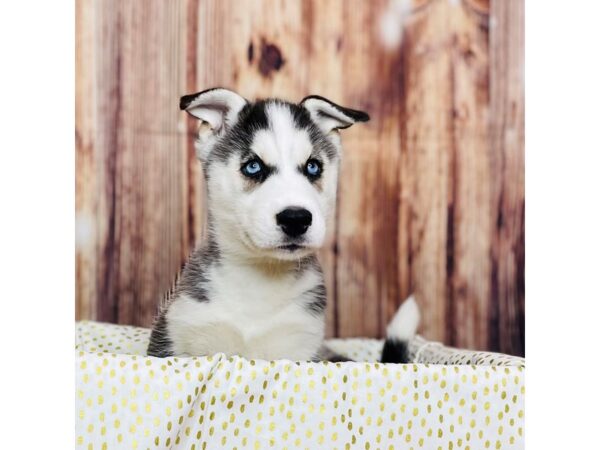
75,0,524,356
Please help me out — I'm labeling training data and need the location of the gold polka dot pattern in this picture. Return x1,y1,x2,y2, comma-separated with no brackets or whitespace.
76,321,524,449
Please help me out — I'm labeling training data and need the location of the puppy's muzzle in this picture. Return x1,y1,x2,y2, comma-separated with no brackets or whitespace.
276,207,312,238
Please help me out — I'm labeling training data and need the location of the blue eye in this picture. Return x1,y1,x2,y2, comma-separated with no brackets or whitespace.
305,159,321,178
242,160,263,177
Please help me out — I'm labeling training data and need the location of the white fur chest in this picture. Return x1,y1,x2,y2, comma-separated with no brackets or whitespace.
165,261,325,360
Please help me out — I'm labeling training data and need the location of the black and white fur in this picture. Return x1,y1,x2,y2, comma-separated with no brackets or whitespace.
147,88,419,362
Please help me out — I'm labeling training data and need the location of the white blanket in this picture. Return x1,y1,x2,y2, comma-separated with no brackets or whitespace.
76,321,524,449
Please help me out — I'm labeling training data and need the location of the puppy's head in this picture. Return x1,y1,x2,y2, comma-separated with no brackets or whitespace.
181,88,369,261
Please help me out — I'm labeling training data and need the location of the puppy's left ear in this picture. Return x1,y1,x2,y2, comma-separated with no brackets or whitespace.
180,88,248,161
301,95,369,134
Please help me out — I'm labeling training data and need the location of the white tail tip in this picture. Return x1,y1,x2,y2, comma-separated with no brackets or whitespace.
386,295,420,341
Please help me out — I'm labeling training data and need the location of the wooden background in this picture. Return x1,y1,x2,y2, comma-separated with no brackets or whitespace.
76,0,524,356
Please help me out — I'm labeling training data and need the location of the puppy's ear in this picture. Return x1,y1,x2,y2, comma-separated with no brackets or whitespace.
180,88,248,161
300,95,369,134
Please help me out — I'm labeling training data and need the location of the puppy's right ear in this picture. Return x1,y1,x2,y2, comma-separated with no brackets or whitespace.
180,88,247,161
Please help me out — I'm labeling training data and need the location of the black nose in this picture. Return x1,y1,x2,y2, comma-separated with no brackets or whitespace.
276,208,312,238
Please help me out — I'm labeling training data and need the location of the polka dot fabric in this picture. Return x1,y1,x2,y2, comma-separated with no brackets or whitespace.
76,321,524,449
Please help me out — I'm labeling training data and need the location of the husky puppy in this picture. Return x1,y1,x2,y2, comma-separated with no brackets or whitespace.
147,88,419,361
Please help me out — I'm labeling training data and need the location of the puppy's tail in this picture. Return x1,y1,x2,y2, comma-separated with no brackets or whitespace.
380,295,420,363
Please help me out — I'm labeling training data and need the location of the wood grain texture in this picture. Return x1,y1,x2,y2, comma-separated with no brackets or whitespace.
76,0,191,326
76,0,525,356
401,0,454,344
335,1,403,338
447,0,492,351
488,0,525,355
75,0,98,322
